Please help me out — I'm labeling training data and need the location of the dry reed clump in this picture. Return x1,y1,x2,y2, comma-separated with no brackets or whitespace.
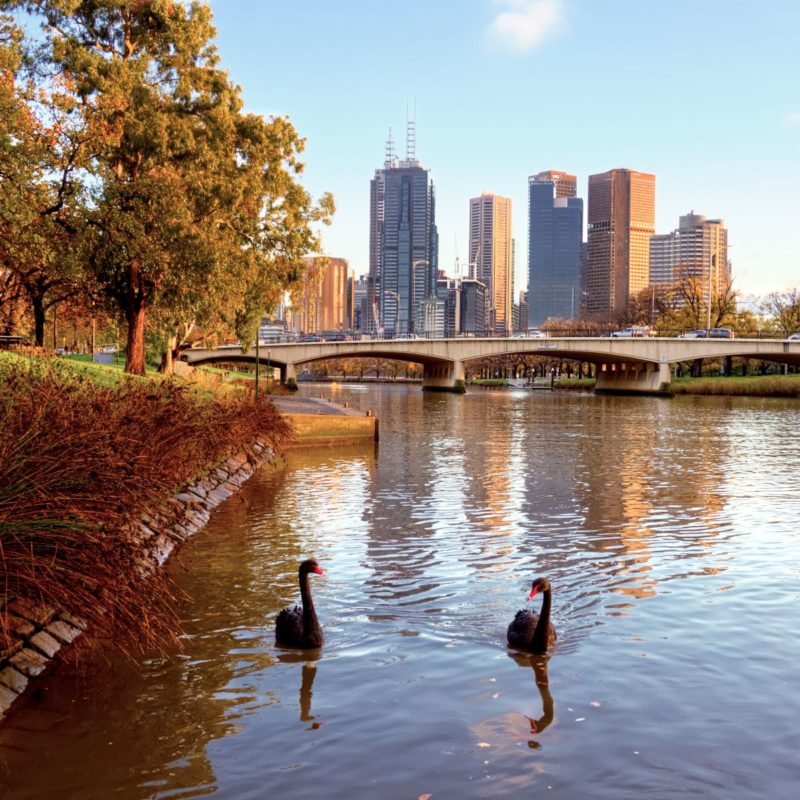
670,375,800,397
0,355,292,654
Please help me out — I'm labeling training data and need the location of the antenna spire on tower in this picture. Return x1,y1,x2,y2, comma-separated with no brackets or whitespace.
406,101,416,162
385,127,396,167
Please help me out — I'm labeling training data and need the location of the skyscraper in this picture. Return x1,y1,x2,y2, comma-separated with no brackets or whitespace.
369,126,438,336
527,171,583,327
533,169,577,199
460,278,487,336
649,230,680,287
587,168,655,317
649,212,728,292
468,192,512,335
288,256,349,333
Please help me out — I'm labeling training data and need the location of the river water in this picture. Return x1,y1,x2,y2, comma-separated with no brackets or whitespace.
1,385,799,799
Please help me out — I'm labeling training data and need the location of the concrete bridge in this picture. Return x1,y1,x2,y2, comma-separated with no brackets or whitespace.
181,337,800,394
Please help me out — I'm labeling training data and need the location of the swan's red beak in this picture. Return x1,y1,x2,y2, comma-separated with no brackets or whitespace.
527,586,539,600
313,565,326,576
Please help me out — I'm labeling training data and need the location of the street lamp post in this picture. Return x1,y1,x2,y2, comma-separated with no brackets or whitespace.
255,330,260,396
706,254,716,334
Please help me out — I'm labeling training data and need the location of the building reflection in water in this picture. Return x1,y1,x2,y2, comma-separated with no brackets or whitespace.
575,397,732,604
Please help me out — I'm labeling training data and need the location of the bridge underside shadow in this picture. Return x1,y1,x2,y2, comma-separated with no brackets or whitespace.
593,361,672,395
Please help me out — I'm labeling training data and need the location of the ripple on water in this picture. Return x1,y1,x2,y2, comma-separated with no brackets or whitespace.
1,389,800,799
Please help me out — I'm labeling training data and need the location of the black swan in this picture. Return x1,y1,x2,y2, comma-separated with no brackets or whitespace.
507,577,557,654
275,559,325,649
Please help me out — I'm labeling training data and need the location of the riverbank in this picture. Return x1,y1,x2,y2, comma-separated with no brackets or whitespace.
670,374,800,397
471,374,800,397
0,351,293,718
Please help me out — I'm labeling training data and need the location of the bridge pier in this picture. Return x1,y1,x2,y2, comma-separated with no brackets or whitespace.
422,360,466,393
595,361,672,395
282,362,298,392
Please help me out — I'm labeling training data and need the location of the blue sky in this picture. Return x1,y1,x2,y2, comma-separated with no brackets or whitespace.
211,0,799,297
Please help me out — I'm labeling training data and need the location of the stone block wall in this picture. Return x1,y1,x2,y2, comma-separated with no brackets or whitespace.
0,439,275,720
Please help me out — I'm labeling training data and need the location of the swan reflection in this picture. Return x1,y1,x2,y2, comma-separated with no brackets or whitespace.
470,654,556,758
509,653,554,749
277,654,323,729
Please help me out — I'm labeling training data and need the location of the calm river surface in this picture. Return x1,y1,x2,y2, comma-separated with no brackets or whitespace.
2,385,800,799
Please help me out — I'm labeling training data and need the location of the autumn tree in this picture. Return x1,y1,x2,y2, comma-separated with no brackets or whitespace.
657,276,738,333
0,13,86,345
11,1,332,374
761,289,800,338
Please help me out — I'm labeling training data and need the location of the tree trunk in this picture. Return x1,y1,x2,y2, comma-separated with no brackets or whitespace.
125,261,147,375
32,294,45,347
160,335,177,375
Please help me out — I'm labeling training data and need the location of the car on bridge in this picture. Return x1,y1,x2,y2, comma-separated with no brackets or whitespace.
679,328,735,339
787,332,800,341
610,326,655,338
511,329,548,339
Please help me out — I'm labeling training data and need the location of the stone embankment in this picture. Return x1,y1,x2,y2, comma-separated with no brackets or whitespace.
0,440,275,720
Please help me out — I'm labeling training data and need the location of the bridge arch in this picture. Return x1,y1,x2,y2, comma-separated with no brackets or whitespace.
181,337,800,394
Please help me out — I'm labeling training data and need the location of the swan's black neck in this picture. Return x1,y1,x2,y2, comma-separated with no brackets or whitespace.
299,569,320,636
532,587,552,652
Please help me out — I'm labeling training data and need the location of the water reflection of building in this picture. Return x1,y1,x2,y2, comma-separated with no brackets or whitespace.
575,398,730,600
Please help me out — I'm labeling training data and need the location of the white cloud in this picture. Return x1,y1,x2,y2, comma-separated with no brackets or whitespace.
485,0,566,54
785,111,800,127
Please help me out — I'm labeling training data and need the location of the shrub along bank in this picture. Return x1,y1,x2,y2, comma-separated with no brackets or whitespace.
0,352,292,657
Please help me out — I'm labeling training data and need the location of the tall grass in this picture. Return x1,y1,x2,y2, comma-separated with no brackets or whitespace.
670,375,800,397
0,353,292,653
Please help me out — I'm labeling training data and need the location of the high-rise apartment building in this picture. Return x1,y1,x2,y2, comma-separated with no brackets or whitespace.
352,274,369,331
527,172,583,327
649,230,680,287
649,212,728,292
369,127,438,336
460,279,487,336
587,168,655,317
288,256,349,333
516,290,529,334
436,275,461,338
468,192,513,335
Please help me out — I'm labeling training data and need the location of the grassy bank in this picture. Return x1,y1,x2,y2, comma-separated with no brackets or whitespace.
555,377,596,391
670,374,800,397
0,352,292,653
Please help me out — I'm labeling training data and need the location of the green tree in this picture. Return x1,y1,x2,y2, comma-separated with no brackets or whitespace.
11,1,332,374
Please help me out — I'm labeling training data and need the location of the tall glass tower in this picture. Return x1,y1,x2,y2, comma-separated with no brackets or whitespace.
527,172,583,327
369,126,438,336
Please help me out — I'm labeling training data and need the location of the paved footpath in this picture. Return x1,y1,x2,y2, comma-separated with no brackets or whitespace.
269,395,367,417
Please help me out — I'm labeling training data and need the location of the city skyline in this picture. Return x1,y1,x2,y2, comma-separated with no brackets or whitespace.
211,1,800,298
